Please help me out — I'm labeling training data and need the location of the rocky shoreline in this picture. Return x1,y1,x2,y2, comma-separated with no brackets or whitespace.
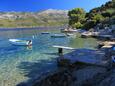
33,63,115,86
32,47,115,86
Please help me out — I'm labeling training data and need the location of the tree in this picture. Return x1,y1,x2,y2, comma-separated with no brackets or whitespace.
68,8,86,28
68,0,115,30
93,14,104,23
83,20,96,30
73,22,83,29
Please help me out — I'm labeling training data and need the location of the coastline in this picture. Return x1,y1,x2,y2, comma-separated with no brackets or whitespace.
33,65,115,86
0,26,62,30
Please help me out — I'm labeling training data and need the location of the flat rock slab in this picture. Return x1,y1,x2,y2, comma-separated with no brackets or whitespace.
61,49,108,66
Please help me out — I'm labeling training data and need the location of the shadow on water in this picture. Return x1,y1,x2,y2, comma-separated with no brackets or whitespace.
16,58,58,86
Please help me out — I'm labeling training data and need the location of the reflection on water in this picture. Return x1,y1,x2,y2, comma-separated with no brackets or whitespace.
26,46,33,50
0,27,98,86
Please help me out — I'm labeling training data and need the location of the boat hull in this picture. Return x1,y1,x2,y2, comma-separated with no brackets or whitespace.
41,32,50,34
9,39,32,46
51,34,66,38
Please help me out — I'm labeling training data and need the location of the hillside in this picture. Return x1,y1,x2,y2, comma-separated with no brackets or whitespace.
0,9,68,28
88,0,115,24
68,0,115,30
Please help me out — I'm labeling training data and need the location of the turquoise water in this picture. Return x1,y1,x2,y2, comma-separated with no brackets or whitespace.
0,27,98,86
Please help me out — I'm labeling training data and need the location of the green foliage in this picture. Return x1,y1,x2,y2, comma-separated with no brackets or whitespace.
68,0,115,30
73,22,83,29
68,8,86,28
102,11,111,17
102,9,115,17
83,20,96,30
92,14,104,23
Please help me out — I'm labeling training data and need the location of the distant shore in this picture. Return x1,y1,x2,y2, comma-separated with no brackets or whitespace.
0,26,63,30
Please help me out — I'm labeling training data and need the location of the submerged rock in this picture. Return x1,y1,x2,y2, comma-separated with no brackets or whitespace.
33,70,75,86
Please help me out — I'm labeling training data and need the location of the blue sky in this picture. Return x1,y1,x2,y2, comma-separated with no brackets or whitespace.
0,0,111,12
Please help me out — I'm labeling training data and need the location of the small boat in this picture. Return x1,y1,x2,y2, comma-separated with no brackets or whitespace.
51,33,66,38
41,32,50,34
9,39,32,46
60,29,78,33
66,33,74,36
81,32,92,38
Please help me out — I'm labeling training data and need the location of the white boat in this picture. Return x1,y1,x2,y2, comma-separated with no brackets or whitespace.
51,33,66,38
9,39,32,46
66,33,74,36
41,32,50,34
81,31,93,37
60,29,78,33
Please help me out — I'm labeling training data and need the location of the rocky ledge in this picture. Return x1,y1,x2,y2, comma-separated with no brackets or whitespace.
33,63,115,86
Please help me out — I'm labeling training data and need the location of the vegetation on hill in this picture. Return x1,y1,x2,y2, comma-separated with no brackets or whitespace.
0,9,68,28
68,0,115,30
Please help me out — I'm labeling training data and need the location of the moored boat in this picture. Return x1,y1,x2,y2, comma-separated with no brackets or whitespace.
81,31,92,38
66,33,74,36
60,28,78,33
51,33,66,38
9,39,32,46
41,32,50,34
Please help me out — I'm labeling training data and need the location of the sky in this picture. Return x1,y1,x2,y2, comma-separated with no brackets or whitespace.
0,0,111,12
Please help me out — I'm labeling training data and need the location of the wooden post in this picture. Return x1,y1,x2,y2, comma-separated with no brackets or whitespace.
58,48,63,55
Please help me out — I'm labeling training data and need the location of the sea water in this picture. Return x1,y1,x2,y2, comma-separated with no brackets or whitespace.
0,27,98,86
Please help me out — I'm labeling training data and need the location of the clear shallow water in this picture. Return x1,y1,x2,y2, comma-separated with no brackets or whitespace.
0,27,98,86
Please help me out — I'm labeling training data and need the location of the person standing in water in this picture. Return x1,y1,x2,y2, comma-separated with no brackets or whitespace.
28,40,32,46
